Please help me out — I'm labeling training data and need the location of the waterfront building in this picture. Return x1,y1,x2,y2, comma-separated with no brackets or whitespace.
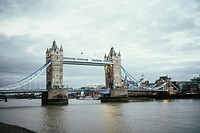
190,75,200,92
155,76,171,90
171,81,190,92
171,75,200,93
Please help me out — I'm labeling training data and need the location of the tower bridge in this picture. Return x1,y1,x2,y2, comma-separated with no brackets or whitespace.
0,40,171,104
44,41,127,104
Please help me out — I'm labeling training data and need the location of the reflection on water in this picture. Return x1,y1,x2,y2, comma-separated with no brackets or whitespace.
0,99,200,133
40,106,68,132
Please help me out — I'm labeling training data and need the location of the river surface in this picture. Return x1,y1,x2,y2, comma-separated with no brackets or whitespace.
0,98,199,133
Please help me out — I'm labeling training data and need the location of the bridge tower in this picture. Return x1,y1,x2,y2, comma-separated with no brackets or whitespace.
104,47,122,89
42,40,68,105
46,40,63,89
102,47,128,102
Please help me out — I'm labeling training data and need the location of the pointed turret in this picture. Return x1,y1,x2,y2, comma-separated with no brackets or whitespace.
52,40,58,50
118,51,121,56
46,48,49,53
60,45,63,51
104,53,107,59
108,47,117,58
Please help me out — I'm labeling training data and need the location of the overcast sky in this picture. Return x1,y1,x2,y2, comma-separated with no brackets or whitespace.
0,0,200,88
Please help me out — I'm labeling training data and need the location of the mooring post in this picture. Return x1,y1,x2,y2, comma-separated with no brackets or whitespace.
4,96,7,102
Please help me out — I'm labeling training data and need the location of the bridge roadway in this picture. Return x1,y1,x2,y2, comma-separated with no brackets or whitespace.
68,88,168,95
0,88,168,95
0,89,47,94
127,89,168,93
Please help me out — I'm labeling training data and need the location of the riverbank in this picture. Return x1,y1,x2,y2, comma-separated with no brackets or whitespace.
128,93,200,99
0,122,35,133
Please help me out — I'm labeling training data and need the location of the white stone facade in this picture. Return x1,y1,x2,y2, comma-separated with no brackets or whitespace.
46,41,63,89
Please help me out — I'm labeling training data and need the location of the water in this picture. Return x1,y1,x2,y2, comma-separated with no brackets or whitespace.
0,99,200,133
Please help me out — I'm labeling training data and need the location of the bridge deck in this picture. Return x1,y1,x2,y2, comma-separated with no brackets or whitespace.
0,89,47,94
128,89,168,92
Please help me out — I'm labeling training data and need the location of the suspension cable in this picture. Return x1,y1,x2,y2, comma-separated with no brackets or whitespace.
121,66,138,82
0,62,51,90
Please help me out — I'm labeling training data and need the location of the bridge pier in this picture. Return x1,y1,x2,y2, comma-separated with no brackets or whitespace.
100,88,129,102
42,89,68,105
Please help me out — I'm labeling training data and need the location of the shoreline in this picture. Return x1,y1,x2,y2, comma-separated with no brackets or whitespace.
0,122,35,133
128,93,200,99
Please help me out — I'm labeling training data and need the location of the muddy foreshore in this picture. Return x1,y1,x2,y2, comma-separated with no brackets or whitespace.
0,122,35,133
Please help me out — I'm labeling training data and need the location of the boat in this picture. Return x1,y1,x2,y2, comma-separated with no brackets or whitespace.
77,96,85,100
85,96,93,100
93,95,101,100
27,98,32,100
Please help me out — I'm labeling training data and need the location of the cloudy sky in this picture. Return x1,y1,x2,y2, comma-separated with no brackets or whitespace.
0,0,200,88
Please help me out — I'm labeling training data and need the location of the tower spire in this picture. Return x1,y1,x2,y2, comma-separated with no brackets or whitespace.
52,40,58,50
104,53,107,59
46,48,49,53
60,45,63,51
108,47,117,59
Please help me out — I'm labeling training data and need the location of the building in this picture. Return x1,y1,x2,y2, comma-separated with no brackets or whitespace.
190,75,200,92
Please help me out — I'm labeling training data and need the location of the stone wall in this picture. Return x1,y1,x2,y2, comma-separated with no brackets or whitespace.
48,89,68,99
110,89,128,97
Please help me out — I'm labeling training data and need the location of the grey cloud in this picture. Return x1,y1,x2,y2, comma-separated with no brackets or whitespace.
0,0,17,18
177,43,200,54
0,0,200,88
0,0,61,19
0,33,50,86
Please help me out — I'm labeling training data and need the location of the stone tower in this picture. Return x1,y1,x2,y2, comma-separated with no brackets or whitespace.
104,47,122,89
46,40,63,90
43,40,68,105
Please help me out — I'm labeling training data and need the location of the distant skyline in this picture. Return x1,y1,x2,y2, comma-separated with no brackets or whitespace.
0,0,200,88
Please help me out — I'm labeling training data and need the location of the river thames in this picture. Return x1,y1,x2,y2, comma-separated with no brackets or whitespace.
0,98,199,133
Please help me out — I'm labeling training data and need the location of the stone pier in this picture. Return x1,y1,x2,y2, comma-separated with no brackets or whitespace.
100,88,128,102
42,89,68,105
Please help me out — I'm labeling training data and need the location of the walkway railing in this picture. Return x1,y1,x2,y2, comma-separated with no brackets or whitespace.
63,57,113,66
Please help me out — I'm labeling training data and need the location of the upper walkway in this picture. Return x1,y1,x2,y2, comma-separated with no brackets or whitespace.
63,57,113,66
